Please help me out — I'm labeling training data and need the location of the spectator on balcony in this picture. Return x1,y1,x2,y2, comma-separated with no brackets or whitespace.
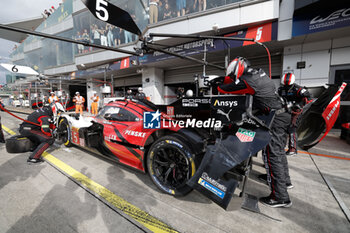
112,26,120,46
177,0,186,16
82,29,90,52
198,0,206,11
75,31,84,54
158,0,164,21
100,26,108,46
106,24,114,47
89,25,95,44
119,28,125,44
92,24,101,45
149,0,159,24
124,30,133,44
162,3,173,20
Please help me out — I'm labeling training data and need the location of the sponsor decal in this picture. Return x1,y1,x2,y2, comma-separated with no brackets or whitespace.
293,2,350,36
322,83,347,129
201,172,227,192
80,138,85,147
198,177,225,199
124,130,146,138
167,106,174,117
236,128,256,142
217,109,232,121
310,8,350,26
152,175,175,195
242,118,259,127
143,110,161,129
182,98,210,107
165,140,183,148
104,135,118,142
213,99,238,107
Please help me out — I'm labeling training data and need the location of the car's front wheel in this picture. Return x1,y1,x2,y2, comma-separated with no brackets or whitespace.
147,134,196,196
57,118,72,147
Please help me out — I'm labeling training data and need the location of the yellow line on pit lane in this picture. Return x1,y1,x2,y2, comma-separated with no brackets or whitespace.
2,125,16,135
3,126,178,233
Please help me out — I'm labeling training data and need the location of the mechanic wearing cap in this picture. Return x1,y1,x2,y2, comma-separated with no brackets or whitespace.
90,91,99,115
18,103,63,163
278,72,311,156
216,56,292,208
73,92,85,115
48,91,59,104
136,87,146,100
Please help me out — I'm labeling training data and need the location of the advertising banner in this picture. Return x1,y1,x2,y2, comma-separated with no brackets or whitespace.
139,21,277,65
78,22,277,77
293,1,350,37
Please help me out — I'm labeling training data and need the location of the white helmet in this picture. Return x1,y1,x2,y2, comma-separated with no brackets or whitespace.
186,89,194,97
138,87,143,92
281,72,296,86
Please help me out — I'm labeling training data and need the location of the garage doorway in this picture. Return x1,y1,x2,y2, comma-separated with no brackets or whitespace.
330,65,350,126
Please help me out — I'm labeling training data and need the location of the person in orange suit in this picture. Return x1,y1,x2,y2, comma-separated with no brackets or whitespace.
48,91,59,103
90,91,99,115
73,92,85,115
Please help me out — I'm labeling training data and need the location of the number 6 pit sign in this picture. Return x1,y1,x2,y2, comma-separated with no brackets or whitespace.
0,63,39,75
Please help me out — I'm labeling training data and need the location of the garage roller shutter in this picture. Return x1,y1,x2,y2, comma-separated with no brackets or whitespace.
164,55,282,84
165,66,224,84
249,55,282,77
114,75,142,87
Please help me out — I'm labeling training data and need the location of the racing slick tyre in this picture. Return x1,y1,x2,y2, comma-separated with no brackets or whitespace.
147,134,196,196
5,135,34,153
57,118,72,147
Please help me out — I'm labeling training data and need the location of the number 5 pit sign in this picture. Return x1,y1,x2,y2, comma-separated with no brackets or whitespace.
243,22,273,46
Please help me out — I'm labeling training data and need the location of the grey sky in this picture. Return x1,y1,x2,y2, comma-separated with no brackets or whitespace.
0,0,62,83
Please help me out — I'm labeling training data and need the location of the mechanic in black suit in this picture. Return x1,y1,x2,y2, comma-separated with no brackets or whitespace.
216,57,292,208
19,103,63,163
278,72,311,156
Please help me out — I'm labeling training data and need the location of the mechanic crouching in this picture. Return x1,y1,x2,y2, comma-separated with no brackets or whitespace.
216,57,292,208
19,104,58,163
278,72,311,156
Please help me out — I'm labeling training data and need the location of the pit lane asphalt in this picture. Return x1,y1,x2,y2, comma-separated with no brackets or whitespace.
0,110,350,233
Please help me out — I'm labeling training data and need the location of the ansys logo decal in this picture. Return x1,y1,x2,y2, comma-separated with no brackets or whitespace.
143,110,161,129
236,128,256,142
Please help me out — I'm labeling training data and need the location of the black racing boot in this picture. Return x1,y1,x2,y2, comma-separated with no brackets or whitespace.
259,196,292,208
27,158,44,164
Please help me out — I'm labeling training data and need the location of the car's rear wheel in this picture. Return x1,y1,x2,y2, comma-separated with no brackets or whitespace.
57,118,72,147
147,134,196,196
